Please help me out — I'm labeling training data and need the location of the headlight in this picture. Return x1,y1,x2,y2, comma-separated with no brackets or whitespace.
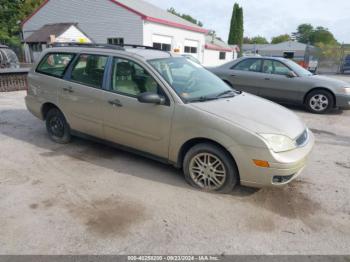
260,134,296,153
343,87,350,95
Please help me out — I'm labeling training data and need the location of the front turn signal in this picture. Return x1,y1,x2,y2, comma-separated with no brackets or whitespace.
253,159,270,168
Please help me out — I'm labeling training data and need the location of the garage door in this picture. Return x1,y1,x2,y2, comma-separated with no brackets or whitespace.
152,35,172,51
184,39,199,58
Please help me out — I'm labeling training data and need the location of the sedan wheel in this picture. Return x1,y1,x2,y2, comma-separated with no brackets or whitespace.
309,94,329,112
306,90,334,114
183,143,238,193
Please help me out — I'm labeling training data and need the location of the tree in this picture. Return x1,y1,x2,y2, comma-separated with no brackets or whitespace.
294,23,338,46
244,36,269,44
311,26,337,46
295,23,314,44
0,0,44,46
167,7,203,27
271,34,291,44
228,3,244,52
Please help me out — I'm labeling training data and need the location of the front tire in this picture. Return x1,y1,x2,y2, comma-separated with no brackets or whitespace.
305,89,334,114
183,143,238,193
45,108,71,144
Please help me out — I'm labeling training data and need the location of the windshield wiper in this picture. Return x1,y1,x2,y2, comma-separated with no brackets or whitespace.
215,90,237,98
189,96,219,103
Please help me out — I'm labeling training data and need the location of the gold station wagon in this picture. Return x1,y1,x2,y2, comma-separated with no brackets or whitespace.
25,43,314,193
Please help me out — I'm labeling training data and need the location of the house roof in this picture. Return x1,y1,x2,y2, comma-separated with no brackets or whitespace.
260,41,315,51
22,0,208,34
242,44,270,52
24,23,77,43
243,41,315,52
205,35,236,52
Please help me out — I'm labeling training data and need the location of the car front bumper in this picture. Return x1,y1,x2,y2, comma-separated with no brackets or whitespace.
228,130,315,188
335,94,350,109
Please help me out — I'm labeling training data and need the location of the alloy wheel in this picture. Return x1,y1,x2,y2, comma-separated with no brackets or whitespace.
189,153,227,190
309,94,329,112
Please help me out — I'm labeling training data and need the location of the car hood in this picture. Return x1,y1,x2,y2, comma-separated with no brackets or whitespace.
191,93,305,139
307,75,349,88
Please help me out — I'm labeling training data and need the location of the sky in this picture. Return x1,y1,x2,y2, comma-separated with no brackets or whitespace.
146,0,350,43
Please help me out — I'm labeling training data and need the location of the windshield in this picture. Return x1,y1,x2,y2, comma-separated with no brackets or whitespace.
148,57,234,102
284,59,313,77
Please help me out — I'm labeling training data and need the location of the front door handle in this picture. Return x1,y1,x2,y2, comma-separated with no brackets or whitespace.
63,86,74,93
264,77,270,80
108,99,123,107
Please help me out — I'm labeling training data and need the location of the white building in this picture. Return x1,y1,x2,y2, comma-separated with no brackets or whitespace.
22,0,236,66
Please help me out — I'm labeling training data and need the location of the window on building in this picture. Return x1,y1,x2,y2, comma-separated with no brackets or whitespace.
71,54,108,88
219,52,226,60
36,53,74,77
153,42,171,51
31,43,43,52
184,46,197,54
107,38,124,45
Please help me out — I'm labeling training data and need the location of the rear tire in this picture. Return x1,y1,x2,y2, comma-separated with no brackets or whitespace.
305,89,334,114
183,143,238,194
45,108,71,144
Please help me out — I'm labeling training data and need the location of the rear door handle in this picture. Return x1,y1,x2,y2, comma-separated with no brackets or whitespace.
264,77,270,80
108,99,123,107
63,86,74,93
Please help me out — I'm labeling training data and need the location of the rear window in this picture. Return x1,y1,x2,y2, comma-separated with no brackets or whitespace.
37,53,74,77
70,54,108,88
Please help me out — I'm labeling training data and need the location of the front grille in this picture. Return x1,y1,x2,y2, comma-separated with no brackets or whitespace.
296,129,309,146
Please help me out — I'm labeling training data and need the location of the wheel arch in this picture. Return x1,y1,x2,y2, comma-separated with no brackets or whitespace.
176,137,240,181
41,102,62,120
304,87,336,107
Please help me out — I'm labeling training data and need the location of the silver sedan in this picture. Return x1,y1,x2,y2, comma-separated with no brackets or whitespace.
209,57,350,114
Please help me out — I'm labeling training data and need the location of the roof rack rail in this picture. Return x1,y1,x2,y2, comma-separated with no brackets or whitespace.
51,42,125,50
119,44,161,50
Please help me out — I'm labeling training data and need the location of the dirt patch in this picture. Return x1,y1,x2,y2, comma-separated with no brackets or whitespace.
335,161,350,169
29,203,38,209
42,199,54,208
244,215,276,232
31,179,42,185
242,182,326,232
247,183,322,219
67,198,147,238
40,141,117,162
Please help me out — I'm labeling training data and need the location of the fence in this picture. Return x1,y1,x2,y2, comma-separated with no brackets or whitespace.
0,69,29,92
317,44,350,74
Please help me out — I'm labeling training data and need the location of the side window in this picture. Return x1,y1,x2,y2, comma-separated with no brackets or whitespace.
36,53,74,77
232,59,262,72
111,58,159,96
71,54,108,88
262,60,291,75
273,61,291,75
262,60,274,74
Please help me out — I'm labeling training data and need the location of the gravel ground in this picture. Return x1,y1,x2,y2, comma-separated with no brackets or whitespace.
0,76,349,255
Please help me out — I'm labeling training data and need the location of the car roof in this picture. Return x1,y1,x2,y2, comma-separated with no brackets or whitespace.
241,56,289,62
42,44,179,61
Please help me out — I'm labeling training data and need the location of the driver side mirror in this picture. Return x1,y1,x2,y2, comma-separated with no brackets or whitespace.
137,92,166,105
287,71,297,78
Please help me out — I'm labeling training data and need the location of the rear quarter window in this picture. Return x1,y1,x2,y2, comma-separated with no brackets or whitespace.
36,53,75,78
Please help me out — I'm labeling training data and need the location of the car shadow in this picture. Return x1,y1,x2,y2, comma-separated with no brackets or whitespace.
0,108,256,197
